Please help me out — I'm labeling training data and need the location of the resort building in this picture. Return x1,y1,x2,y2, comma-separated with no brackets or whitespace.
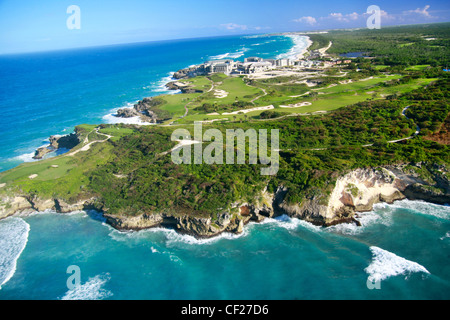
180,55,312,78
275,59,292,67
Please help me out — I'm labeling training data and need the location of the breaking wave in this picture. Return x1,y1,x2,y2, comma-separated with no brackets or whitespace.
276,35,311,60
0,217,30,289
60,273,113,300
209,47,249,60
365,246,430,282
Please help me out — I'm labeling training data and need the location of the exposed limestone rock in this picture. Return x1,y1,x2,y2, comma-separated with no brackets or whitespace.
116,108,141,118
33,146,54,160
115,97,171,123
0,196,33,219
103,212,164,230
165,81,203,94
31,197,56,212
1,164,449,238
33,132,81,160
275,165,449,226
54,198,95,213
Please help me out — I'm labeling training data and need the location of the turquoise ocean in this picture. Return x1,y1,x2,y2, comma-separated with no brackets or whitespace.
0,34,449,300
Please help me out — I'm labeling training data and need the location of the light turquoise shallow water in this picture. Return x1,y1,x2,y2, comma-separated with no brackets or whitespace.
0,200,449,300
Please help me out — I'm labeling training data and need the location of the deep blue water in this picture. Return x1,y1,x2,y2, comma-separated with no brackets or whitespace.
0,34,296,172
0,35,449,300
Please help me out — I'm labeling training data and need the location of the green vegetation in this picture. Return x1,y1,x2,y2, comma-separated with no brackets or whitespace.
0,23,449,223
324,23,450,67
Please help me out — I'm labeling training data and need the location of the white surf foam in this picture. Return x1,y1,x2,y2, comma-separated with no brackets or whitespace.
209,47,249,61
60,273,113,300
163,227,249,246
440,231,450,240
327,199,449,236
377,199,450,220
0,217,30,289
276,35,312,61
365,246,430,282
251,39,276,46
151,72,180,95
13,152,38,163
102,102,155,126
326,210,392,235
258,215,322,233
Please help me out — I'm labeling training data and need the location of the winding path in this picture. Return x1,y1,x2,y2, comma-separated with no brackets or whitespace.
67,127,112,156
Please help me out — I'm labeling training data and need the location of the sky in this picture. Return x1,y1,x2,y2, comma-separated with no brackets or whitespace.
0,0,449,54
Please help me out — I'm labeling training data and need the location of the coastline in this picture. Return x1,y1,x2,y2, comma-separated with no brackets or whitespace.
0,32,448,240
276,34,313,61
1,162,448,239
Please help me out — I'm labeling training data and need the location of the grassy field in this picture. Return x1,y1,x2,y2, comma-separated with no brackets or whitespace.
0,124,142,199
178,76,212,91
175,71,435,123
0,62,439,193
189,76,263,107
0,141,114,200
405,64,431,71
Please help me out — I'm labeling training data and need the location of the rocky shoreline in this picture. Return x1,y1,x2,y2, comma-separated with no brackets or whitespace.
115,97,172,124
1,163,448,238
32,132,81,159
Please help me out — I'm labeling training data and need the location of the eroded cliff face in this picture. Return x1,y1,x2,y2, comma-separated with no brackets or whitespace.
0,196,96,220
1,164,449,237
275,164,449,226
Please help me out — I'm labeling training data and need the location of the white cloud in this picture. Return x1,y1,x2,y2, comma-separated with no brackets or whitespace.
293,16,317,25
293,5,438,28
403,5,434,18
326,12,361,22
220,23,248,31
254,26,271,30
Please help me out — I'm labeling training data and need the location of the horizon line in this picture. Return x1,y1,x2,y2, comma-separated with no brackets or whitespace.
2,21,449,56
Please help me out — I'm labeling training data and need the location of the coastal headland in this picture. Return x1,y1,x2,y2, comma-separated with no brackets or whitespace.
0,24,449,238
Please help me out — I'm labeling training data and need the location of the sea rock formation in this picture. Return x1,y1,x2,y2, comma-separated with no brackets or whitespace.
115,97,171,123
33,132,80,159
173,66,201,80
165,81,203,94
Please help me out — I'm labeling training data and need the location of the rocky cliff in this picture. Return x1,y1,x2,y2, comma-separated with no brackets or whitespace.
274,164,449,226
0,196,97,220
1,164,449,238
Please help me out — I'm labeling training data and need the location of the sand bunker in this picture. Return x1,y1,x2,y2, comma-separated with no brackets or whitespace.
222,105,274,115
280,102,312,108
213,89,228,98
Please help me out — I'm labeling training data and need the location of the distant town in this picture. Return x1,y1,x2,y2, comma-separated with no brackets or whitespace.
173,45,352,79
